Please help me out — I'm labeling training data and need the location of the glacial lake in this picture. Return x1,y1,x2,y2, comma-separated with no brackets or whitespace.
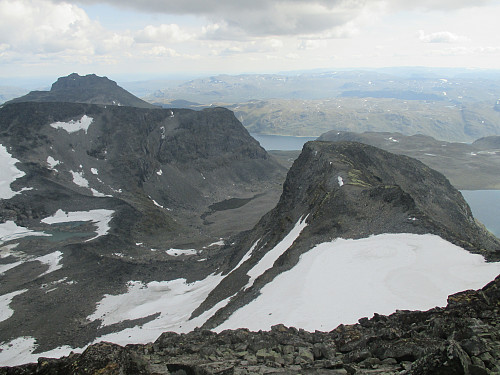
461,190,500,238
251,133,500,239
251,133,317,151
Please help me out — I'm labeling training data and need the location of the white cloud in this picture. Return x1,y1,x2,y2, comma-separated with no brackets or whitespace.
0,0,100,54
146,46,180,57
385,0,496,11
418,30,469,43
298,39,328,50
135,24,193,43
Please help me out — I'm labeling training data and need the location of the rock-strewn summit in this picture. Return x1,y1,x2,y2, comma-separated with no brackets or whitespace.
6,73,156,108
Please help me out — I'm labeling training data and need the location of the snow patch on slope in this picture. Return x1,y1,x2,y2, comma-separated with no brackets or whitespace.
88,273,224,345
50,115,93,134
216,233,500,332
0,221,49,245
245,216,308,289
36,251,63,277
0,144,25,199
166,248,197,256
46,156,60,170
0,337,82,367
0,290,27,323
70,170,89,188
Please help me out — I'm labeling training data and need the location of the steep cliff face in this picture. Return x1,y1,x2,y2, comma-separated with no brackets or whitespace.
0,102,284,244
6,73,156,108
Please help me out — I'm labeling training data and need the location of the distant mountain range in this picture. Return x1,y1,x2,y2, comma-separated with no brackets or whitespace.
130,70,500,142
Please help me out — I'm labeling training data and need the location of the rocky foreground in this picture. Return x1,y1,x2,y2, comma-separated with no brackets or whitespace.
2,274,499,375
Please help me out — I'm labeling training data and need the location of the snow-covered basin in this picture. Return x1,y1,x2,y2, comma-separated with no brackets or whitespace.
41,209,114,241
216,233,500,332
2,222,500,366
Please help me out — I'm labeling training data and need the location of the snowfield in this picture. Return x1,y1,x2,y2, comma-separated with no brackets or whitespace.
50,115,93,134
216,233,500,332
0,337,81,368
87,273,226,345
2,224,499,366
166,248,197,256
0,290,27,323
245,216,308,289
0,144,25,199
0,221,49,245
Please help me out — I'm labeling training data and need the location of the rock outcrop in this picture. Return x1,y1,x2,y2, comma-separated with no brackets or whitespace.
2,274,499,374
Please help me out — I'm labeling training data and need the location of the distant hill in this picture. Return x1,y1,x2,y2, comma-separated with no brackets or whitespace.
6,73,156,108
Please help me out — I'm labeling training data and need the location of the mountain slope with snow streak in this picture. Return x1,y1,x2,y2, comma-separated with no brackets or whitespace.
198,141,500,330
216,233,500,332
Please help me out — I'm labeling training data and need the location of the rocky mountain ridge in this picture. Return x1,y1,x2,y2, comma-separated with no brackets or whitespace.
1,74,499,368
189,141,499,332
318,131,500,190
0,97,284,356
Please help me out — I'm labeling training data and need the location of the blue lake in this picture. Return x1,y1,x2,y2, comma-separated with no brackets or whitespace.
251,133,317,151
461,190,500,238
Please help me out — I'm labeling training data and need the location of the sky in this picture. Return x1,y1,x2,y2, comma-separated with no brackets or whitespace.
1,0,500,82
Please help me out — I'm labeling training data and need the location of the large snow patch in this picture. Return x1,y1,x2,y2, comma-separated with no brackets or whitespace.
216,233,500,332
87,273,224,345
50,115,93,134
0,145,25,199
0,221,49,245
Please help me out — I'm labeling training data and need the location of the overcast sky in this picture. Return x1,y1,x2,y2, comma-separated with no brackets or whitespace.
1,0,500,82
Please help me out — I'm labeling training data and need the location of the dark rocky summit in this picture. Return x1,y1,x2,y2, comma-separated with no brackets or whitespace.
318,131,500,190
5,73,156,108
2,274,499,374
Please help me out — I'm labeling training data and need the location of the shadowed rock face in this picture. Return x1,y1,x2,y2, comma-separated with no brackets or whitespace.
0,100,285,354
269,141,499,256
2,275,499,374
6,73,156,109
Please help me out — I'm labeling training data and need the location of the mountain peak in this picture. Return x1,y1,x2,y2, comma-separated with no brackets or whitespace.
50,73,118,91
6,73,155,109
